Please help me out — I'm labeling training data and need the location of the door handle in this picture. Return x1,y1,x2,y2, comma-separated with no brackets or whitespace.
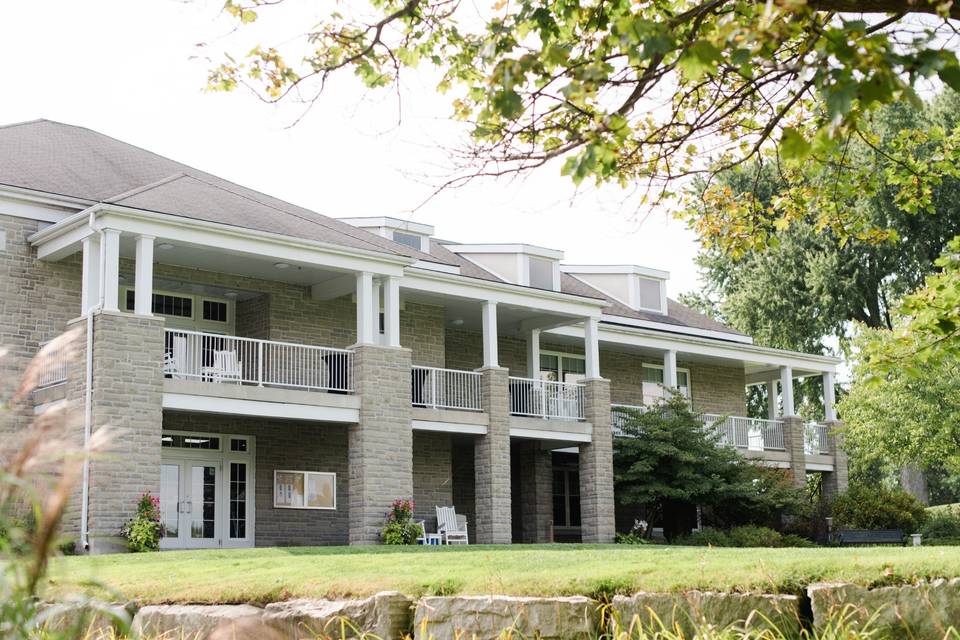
179,501,192,514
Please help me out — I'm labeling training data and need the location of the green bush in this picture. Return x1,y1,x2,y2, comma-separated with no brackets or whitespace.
380,498,420,545
831,484,927,532
921,504,960,541
678,525,814,547
120,492,162,552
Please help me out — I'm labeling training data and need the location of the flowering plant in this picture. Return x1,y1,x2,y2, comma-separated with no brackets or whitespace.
615,519,650,545
120,492,162,552
381,498,420,545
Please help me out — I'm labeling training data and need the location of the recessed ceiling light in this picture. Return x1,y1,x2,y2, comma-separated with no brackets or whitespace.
157,243,174,251
274,262,290,270
451,318,464,326
224,291,239,299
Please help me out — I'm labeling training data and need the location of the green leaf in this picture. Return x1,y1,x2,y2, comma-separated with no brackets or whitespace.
938,65,960,93
678,41,721,81
779,128,812,161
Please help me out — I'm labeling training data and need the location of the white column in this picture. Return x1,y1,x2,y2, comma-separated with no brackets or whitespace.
355,271,374,345
80,235,101,314
134,235,155,316
663,349,678,389
780,365,795,416
526,329,540,378
584,317,600,379
823,371,836,421
101,229,121,313
481,301,498,368
372,278,383,344
766,379,778,419
383,276,401,348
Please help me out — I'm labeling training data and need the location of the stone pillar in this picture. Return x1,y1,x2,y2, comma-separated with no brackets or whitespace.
349,344,413,544
781,415,807,488
514,440,553,543
474,366,511,544
65,312,165,554
579,378,615,543
822,420,849,498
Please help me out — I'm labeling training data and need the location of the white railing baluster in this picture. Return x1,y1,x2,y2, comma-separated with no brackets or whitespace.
162,328,354,393
410,366,483,411
36,339,68,388
507,376,584,420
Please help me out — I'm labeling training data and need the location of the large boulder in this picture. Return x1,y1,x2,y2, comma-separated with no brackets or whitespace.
132,604,268,639
262,591,414,639
413,595,599,640
610,591,802,636
808,579,960,639
37,600,133,636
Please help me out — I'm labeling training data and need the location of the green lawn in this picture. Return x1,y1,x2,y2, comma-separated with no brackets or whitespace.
48,544,960,605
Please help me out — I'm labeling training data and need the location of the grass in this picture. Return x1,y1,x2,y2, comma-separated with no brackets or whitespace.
46,543,960,605
927,502,960,514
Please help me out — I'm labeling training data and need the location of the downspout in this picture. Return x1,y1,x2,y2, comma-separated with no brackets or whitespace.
80,206,105,552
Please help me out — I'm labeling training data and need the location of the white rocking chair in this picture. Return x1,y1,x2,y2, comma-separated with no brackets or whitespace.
436,506,469,545
202,350,242,384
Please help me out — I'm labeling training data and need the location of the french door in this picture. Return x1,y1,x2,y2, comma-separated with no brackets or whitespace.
159,432,255,550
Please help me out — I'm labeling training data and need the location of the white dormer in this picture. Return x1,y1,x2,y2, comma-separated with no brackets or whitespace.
562,264,669,314
339,216,435,253
445,244,563,291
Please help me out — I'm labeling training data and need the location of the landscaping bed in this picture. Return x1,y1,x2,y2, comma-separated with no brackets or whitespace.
48,544,960,605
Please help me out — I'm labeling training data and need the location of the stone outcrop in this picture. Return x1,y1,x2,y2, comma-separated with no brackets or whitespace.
37,600,133,636
413,595,598,640
808,579,960,639
263,591,414,639
132,604,267,639
611,591,802,636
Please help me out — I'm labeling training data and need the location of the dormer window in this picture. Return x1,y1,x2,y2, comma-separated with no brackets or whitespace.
392,230,423,251
338,217,434,253
636,276,666,313
444,243,563,291
528,256,556,290
561,265,669,314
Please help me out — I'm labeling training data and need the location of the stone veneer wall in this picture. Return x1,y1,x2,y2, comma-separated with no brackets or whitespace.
412,431,454,530
164,412,351,546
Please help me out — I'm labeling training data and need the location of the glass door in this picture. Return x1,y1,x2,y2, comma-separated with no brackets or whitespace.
158,459,221,549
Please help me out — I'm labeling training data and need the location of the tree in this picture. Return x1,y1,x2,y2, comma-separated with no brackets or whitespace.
613,395,806,539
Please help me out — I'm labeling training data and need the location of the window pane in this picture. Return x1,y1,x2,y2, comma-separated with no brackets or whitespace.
552,469,567,526
528,257,555,290
637,277,663,311
539,354,559,376
677,371,689,387
191,465,216,539
230,462,247,539
160,464,179,538
562,357,585,375
392,231,422,250
275,471,304,508
152,294,193,318
306,473,336,509
162,434,220,450
203,300,228,322
642,366,663,383
125,290,135,311
230,438,247,452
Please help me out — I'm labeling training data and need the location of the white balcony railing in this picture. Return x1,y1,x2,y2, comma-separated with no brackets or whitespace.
509,377,584,420
611,403,647,434
36,339,68,388
412,366,483,411
804,422,832,455
701,414,786,452
163,329,354,393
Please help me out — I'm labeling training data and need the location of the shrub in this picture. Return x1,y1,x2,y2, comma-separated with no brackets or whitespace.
677,525,814,547
381,498,420,545
727,525,783,547
921,504,960,541
831,484,927,532
615,519,649,545
120,492,161,552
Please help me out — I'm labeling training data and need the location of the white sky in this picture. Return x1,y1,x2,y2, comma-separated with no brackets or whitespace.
0,0,704,297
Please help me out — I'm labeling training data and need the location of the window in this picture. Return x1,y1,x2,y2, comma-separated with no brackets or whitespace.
274,470,336,509
528,257,555,290
553,468,581,527
229,462,247,539
230,438,248,452
392,230,423,250
161,434,221,450
641,363,690,404
126,291,193,317
637,277,664,312
203,300,228,322
539,352,585,383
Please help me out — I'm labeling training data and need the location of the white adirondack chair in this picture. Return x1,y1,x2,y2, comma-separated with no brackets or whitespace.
436,506,468,545
203,350,242,384
164,336,188,379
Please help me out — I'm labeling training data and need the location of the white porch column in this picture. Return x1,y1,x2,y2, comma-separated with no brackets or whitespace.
383,276,401,348
526,328,540,378
101,229,121,313
663,349,678,389
372,278,383,343
823,371,837,421
80,235,101,315
584,317,600,379
134,235,155,316
766,379,779,419
481,301,499,368
780,365,795,416
355,271,375,345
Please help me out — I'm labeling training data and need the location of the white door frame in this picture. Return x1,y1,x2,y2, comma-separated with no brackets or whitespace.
159,431,256,550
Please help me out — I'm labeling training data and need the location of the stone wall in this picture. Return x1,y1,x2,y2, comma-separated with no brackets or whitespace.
164,412,351,546
412,431,454,530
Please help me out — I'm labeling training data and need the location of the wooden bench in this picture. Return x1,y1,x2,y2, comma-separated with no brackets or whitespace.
836,529,905,546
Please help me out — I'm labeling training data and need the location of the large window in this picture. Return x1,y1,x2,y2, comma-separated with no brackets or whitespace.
539,351,586,383
274,470,336,510
553,467,581,528
641,363,690,404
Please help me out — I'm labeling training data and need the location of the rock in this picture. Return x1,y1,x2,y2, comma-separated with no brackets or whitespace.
808,579,960,639
37,600,133,636
610,591,802,636
413,595,599,640
263,591,414,639
132,604,266,639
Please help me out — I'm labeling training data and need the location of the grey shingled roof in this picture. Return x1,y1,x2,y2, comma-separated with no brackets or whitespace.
0,119,447,264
